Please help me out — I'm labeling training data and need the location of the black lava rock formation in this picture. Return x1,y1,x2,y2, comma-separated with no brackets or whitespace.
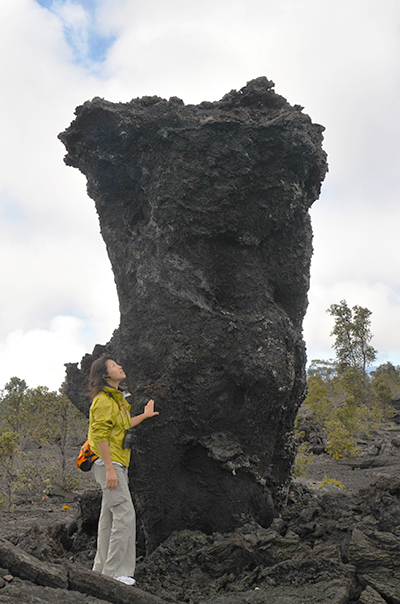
59,77,327,552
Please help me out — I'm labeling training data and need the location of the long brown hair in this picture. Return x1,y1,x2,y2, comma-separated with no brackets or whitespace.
88,355,113,400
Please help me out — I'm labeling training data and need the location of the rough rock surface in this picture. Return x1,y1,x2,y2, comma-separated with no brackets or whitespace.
3,430,400,602
59,77,327,551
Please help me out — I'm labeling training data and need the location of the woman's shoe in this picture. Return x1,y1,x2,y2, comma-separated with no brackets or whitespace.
114,576,136,585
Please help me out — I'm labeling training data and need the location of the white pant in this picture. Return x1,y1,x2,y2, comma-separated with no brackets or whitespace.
92,463,136,578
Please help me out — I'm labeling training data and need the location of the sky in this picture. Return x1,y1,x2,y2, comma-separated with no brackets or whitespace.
1,0,399,391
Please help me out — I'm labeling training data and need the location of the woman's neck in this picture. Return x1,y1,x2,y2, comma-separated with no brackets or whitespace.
105,379,120,390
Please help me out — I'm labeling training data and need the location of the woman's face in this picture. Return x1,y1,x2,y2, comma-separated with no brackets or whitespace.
105,359,126,382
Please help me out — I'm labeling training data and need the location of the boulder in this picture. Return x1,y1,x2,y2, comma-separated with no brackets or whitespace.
349,527,400,602
359,585,390,604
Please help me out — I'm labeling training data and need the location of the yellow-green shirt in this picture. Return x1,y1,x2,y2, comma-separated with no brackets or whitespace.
88,387,131,467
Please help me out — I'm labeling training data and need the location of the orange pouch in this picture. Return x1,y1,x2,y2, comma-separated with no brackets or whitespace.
76,440,99,472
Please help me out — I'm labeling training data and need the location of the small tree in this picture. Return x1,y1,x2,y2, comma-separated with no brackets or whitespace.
0,377,28,437
327,300,377,374
0,431,19,507
0,380,88,496
37,390,87,489
371,362,400,416
307,359,338,382
20,386,88,490
301,357,387,460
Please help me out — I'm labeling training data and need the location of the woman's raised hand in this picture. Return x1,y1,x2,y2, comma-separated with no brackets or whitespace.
144,399,159,418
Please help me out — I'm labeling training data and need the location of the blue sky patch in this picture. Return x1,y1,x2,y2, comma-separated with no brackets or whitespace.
34,0,115,68
35,0,55,7
35,0,99,13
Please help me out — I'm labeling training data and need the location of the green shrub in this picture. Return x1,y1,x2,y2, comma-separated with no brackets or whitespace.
300,360,394,460
293,442,314,478
324,418,358,459
0,430,20,507
0,379,89,502
320,474,344,489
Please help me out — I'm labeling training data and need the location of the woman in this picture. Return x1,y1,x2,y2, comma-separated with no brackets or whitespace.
88,355,158,586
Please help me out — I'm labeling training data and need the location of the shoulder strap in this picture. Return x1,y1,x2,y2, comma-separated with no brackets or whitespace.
104,389,121,407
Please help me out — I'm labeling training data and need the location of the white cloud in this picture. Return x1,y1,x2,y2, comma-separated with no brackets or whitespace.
304,182,400,365
304,280,400,361
0,0,120,388
1,0,400,389
51,0,90,55
41,0,116,67
0,316,87,390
